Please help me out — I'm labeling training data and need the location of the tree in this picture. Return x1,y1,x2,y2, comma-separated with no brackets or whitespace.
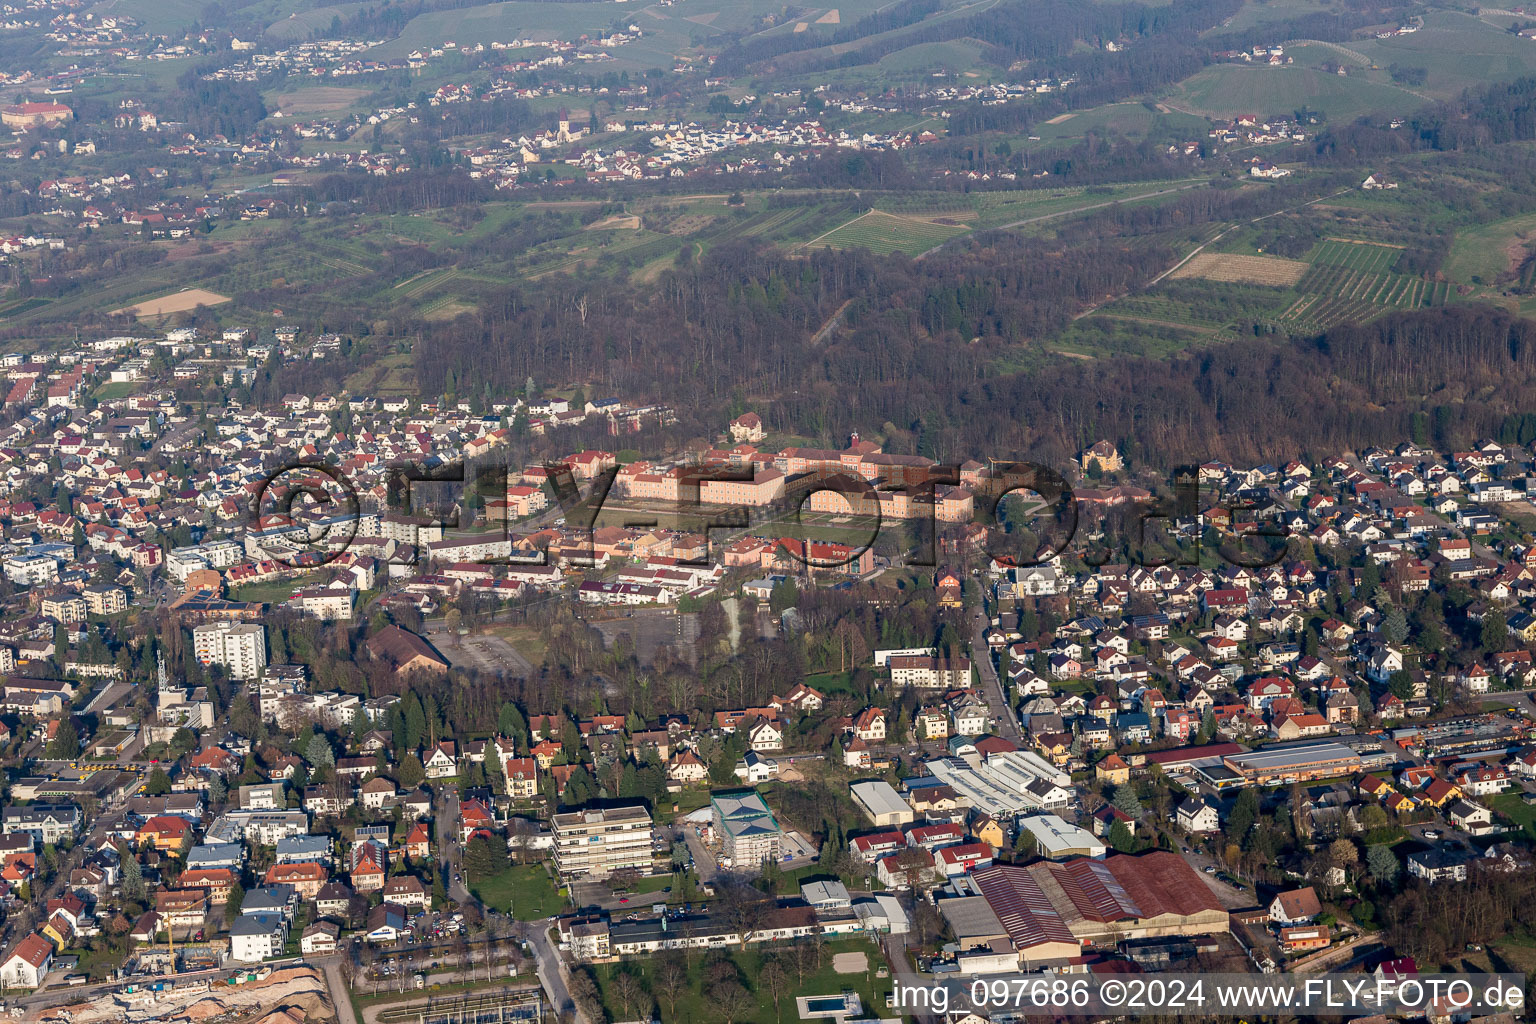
1112,784,1144,819
143,767,173,797
1383,607,1409,646
1483,607,1509,652
498,703,529,752
1367,844,1400,885
1109,820,1135,853
560,719,582,763
403,693,427,752
1227,787,1260,845
1417,620,1446,657
397,753,425,790
1329,838,1359,884
768,578,799,615
227,881,245,914
1389,670,1416,701
464,834,505,880
760,956,789,1017
119,848,145,901
1014,825,1037,859
655,955,687,1022
304,732,335,770
46,716,79,760
567,968,603,1024
563,765,595,807
714,979,752,1024
169,727,197,757
612,971,648,1022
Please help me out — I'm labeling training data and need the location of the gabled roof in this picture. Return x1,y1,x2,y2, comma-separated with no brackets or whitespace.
5,933,52,968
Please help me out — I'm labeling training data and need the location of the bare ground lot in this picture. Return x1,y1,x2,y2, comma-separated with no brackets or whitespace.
428,629,537,677
111,287,230,317
585,214,642,230
268,85,371,115
589,609,700,664
1169,251,1308,286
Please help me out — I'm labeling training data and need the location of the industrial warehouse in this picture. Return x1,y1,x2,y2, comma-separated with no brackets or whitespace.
1221,740,1364,785
948,851,1230,963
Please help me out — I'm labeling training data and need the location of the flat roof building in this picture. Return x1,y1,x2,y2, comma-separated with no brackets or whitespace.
1018,814,1107,860
939,895,1011,950
1222,740,1362,785
923,751,1073,818
711,790,782,867
850,780,913,827
551,804,654,879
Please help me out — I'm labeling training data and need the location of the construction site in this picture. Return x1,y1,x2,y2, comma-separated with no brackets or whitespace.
29,964,332,1024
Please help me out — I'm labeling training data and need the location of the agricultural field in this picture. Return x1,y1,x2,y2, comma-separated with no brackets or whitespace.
1351,9,1536,100
1169,252,1309,286
1088,222,1452,347
797,210,967,256
873,38,991,75
264,86,373,116
1208,0,1335,34
1445,211,1536,289
354,0,914,70
1161,64,1422,122
1022,102,1210,149
1308,238,1404,272
111,288,231,317
1279,266,1448,332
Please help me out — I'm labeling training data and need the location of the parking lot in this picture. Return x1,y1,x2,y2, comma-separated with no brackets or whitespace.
589,609,700,664
428,630,537,677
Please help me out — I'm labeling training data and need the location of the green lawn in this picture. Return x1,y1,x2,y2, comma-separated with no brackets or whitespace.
661,788,714,822
1490,793,1536,838
1162,64,1422,121
231,573,325,605
469,863,566,920
803,671,862,696
801,210,967,256
1445,211,1536,289
614,873,677,897
93,381,141,401
589,935,895,1024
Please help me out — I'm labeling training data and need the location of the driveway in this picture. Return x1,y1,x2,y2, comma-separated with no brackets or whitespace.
681,823,721,882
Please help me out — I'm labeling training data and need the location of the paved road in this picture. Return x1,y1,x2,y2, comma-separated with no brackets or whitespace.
323,957,360,1024
436,788,474,905
970,609,1024,745
882,935,938,1024
432,785,581,1022
527,921,577,1022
